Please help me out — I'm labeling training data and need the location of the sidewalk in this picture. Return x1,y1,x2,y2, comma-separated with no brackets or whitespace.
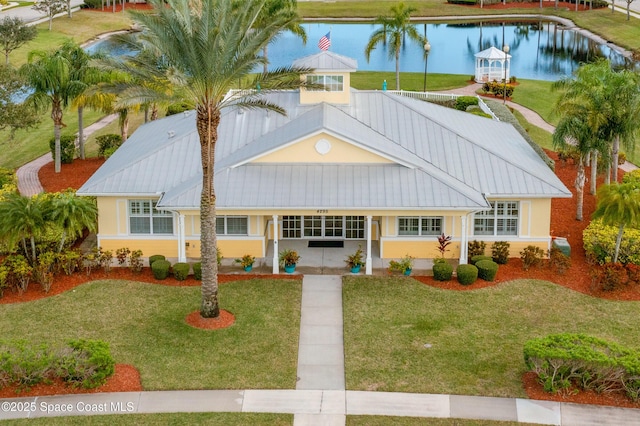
2,276,640,425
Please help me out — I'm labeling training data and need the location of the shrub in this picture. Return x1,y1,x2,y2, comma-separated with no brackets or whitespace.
81,0,101,8
0,265,9,298
193,262,202,280
49,135,76,164
152,260,171,280
618,152,626,165
58,249,82,275
98,248,113,274
96,134,123,158
589,263,640,292
524,333,640,401
491,241,510,264
3,254,32,294
468,240,486,259
470,254,492,265
432,261,453,281
520,245,544,270
82,248,100,276
115,247,131,267
476,259,498,281
548,246,571,275
509,75,517,84
622,169,640,187
454,96,479,111
173,262,190,281
166,101,193,116
456,264,478,285
583,219,640,265
33,251,56,293
129,250,144,273
0,340,56,387
148,254,166,268
58,339,115,389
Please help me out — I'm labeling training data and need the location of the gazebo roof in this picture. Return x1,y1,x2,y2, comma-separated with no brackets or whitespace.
474,46,511,60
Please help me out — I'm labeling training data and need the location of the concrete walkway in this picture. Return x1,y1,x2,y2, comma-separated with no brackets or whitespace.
3,276,640,424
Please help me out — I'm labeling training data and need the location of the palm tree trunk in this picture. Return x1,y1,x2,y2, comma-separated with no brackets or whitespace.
263,46,268,74
613,224,625,263
395,48,400,90
52,102,63,173
30,236,36,265
575,157,586,221
78,105,85,160
151,103,158,121
590,150,598,195
58,230,67,253
605,161,611,185
612,135,620,182
197,104,220,319
144,106,149,123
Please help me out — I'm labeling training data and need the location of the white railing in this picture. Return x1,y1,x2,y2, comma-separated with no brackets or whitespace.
387,90,499,121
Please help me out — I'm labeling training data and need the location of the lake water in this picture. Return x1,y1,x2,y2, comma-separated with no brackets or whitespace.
87,20,634,82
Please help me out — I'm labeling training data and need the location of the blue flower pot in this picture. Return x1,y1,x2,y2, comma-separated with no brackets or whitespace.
351,265,361,274
284,264,296,274
243,265,253,272
403,268,412,276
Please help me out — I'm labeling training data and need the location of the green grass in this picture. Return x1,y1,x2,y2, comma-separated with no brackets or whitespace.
512,109,554,151
2,413,293,426
510,79,558,126
0,278,301,390
343,276,640,397
351,72,471,91
83,111,148,158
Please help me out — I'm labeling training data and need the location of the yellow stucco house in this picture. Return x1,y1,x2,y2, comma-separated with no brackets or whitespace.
77,51,571,274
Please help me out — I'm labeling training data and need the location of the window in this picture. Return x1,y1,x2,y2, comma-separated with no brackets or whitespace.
307,75,344,92
474,201,519,236
129,200,173,234
282,216,301,238
216,216,248,235
398,217,443,236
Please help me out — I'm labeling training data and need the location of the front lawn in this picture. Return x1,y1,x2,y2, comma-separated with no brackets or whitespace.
343,276,640,397
0,278,301,390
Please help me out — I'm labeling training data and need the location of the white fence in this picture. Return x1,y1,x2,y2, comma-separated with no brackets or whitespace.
386,90,500,121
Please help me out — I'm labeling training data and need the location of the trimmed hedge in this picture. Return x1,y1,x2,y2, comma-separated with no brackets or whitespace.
148,254,166,268
454,96,478,111
96,134,123,158
151,260,171,280
470,255,492,265
0,339,114,390
524,333,640,401
476,259,498,281
432,261,453,281
193,262,202,280
49,135,76,164
173,262,190,281
583,219,640,265
456,264,478,285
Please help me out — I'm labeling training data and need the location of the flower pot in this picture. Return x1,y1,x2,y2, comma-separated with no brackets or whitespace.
284,264,296,274
403,268,412,276
350,265,361,274
243,265,253,272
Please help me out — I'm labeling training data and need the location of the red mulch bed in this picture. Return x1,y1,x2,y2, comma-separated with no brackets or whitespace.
461,1,600,11
185,309,236,330
23,152,639,406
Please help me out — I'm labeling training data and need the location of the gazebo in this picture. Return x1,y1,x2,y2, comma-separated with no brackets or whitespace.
474,46,511,84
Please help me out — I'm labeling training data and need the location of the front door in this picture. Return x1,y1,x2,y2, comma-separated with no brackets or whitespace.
282,215,365,239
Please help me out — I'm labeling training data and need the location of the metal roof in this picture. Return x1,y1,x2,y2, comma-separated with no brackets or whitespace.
78,89,571,211
292,51,358,72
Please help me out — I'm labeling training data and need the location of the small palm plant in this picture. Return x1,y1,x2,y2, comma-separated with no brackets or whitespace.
345,245,365,272
235,254,256,271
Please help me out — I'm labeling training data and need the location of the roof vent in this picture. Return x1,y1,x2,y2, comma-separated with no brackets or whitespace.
183,111,191,117
168,130,175,138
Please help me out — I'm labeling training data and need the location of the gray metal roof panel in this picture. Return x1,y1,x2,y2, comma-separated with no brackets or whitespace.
292,51,358,71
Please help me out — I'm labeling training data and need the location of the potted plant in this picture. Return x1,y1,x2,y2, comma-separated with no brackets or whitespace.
345,245,365,273
388,254,414,276
279,249,300,274
234,254,255,272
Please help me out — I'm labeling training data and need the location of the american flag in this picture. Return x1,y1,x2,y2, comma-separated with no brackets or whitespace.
318,32,331,51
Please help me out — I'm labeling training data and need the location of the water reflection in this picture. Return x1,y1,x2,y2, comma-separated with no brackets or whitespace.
87,21,637,81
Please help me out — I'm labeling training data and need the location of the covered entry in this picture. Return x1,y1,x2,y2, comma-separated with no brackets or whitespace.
281,215,366,239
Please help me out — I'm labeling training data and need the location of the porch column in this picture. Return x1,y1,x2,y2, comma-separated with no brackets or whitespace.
459,214,468,264
366,215,372,275
272,214,279,274
178,213,186,263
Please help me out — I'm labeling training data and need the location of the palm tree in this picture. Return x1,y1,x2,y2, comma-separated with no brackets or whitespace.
44,191,98,252
364,2,425,90
129,0,309,318
0,193,47,264
255,0,307,74
21,48,86,173
592,183,640,263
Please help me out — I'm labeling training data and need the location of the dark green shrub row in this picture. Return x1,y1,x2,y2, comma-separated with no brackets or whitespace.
454,96,478,111
173,262,190,281
152,260,171,280
457,264,478,285
524,333,640,401
96,134,123,158
166,101,193,116
470,255,491,265
49,135,76,164
432,259,453,281
193,262,202,280
148,254,166,268
476,259,498,281
0,339,115,390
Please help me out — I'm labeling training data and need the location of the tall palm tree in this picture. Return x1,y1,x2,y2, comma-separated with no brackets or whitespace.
0,193,47,264
592,183,640,263
552,114,599,221
21,48,86,173
364,2,425,90
129,0,309,318
44,191,98,252
255,0,307,74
